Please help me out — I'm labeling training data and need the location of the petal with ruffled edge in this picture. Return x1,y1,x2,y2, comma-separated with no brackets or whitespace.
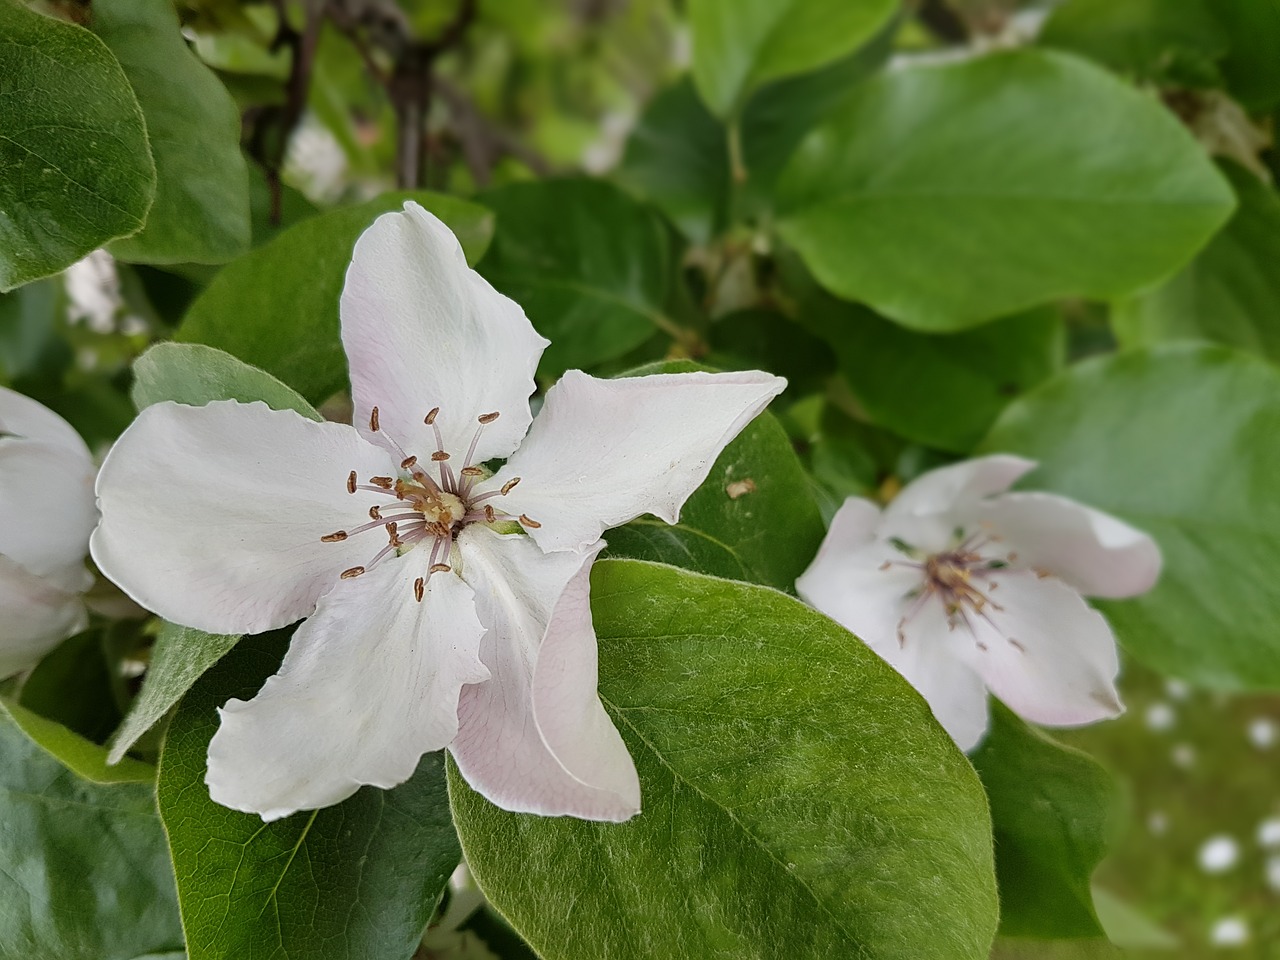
491,370,786,554
207,556,489,820
951,571,1123,729
450,528,639,821
0,439,97,577
92,400,396,635
0,385,91,458
0,555,88,678
974,492,1161,598
341,203,548,464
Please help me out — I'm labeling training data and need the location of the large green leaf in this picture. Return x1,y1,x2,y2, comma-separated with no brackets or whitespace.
971,703,1121,939
804,299,1064,452
981,344,1280,688
776,49,1235,331
158,633,462,960
177,192,493,403
688,0,896,118
1113,162,1280,363
131,342,322,420
0,710,182,959
0,0,155,290
1216,0,1280,113
91,0,250,264
451,559,999,960
476,179,675,375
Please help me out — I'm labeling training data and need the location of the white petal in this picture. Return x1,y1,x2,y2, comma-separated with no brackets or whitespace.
0,439,97,577
450,529,639,821
882,455,1037,551
975,492,1161,598
0,385,92,458
207,556,489,821
340,202,548,464
952,571,1123,729
92,400,396,635
0,555,87,678
893,598,991,752
493,370,787,553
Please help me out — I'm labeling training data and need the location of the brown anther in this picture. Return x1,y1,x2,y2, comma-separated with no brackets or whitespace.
341,566,365,580
321,531,348,542
430,563,451,574
484,504,496,522
431,451,450,461
394,478,409,499
500,477,521,495
425,407,439,425
478,411,500,424
370,476,394,489
414,577,425,602
519,514,542,529
386,522,402,546
370,406,380,432
369,505,382,520
1008,637,1026,653
346,470,357,494
401,456,417,469
878,561,891,571
976,641,989,652
460,466,484,477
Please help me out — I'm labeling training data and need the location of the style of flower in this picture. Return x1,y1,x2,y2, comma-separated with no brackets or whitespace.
92,202,786,822
796,455,1161,751
0,387,96,677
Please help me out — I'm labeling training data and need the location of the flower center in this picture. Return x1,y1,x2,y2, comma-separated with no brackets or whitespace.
886,531,1010,646
319,405,540,600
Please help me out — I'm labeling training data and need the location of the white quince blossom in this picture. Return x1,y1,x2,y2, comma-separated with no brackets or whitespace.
0,387,97,676
92,202,786,822
796,455,1161,751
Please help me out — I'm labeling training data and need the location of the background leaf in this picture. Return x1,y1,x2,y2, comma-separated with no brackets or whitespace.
0,0,155,290
981,344,1280,689
451,559,999,960
131,342,321,419
776,49,1235,331
158,632,462,960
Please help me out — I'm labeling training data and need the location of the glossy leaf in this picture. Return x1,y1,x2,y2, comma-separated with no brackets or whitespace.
451,559,999,960
477,179,674,375
688,0,896,117
776,49,1235,331
158,633,462,960
91,0,251,264
0,0,155,290
0,709,182,959
2,700,153,784
131,342,322,420
1113,163,1280,363
971,702,1121,939
981,344,1280,688
177,192,493,402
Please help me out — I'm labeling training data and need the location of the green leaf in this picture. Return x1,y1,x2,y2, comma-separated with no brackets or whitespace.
1216,0,1280,113
707,308,836,395
90,0,251,264
131,342,322,419
0,709,182,959
0,278,61,381
158,632,462,960
477,179,675,375
776,49,1235,331
451,559,999,960
688,0,897,118
981,344,1280,688
108,622,240,765
177,192,493,403
1113,162,1280,363
971,702,1121,939
805,299,1064,452
2,700,153,784
0,0,155,291
18,630,122,744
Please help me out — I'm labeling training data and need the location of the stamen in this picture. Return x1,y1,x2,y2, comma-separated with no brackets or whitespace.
370,406,380,432
478,411,500,424
321,531,348,542
425,407,439,425
430,563,451,573
431,451,450,461
484,504,495,522
369,476,394,490
341,566,365,579
369,505,382,520
519,514,541,529
414,577,425,602
386,522,402,546
346,471,357,494
401,456,417,469
460,466,484,477
501,477,521,495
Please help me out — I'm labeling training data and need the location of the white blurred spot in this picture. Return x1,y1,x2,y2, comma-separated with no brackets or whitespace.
1258,817,1280,848
1209,916,1248,947
1171,743,1196,768
1198,835,1239,874
1164,678,1191,701
1248,718,1276,750
1145,702,1176,732
1267,855,1280,893
65,250,123,333
1148,811,1169,836
284,116,348,204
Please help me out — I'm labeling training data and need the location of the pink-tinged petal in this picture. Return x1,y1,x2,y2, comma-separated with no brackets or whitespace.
951,571,1123,729
450,529,639,821
0,555,88,678
341,202,548,464
493,370,787,553
0,439,96,577
975,492,1161,599
882,455,1037,551
0,385,91,458
92,400,396,635
207,556,489,821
